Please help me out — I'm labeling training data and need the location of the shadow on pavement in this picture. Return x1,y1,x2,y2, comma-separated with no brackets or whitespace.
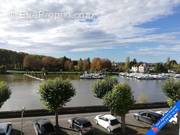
93,127,109,135
53,126,148,135
12,129,24,135
115,127,140,135
54,127,70,135
93,127,142,135
157,124,178,135
59,126,77,132
125,123,150,129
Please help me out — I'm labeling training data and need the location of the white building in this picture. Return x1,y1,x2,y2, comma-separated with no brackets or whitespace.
131,64,148,73
139,64,146,73
131,66,138,73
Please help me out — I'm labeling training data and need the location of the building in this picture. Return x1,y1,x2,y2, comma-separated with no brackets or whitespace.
131,66,138,73
131,64,148,73
139,64,147,73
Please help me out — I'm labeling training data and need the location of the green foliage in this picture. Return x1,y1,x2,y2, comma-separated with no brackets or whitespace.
130,58,138,67
125,57,130,71
0,49,27,70
103,83,135,115
92,77,118,98
0,65,7,74
0,81,11,108
162,79,180,128
172,64,180,73
118,63,126,72
154,63,168,73
39,78,75,112
162,79,180,105
165,58,177,70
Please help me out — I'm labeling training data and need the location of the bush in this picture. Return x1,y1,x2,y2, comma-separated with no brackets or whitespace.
0,65,7,74
0,81,11,107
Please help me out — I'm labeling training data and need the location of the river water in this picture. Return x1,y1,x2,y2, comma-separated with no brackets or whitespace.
0,74,168,111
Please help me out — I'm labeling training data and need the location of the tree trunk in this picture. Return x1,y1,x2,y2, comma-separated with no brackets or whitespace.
121,114,126,135
55,111,59,128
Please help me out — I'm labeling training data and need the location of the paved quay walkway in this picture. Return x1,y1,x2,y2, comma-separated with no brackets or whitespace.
0,108,178,135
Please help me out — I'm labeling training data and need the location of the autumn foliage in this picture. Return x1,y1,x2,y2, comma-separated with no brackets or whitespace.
0,48,113,72
91,58,112,71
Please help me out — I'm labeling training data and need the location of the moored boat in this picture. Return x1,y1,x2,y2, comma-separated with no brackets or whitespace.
80,72,105,79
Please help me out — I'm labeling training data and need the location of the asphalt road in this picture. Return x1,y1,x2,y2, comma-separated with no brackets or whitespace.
0,108,178,135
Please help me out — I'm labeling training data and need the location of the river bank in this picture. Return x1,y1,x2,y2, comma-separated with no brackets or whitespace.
5,70,119,75
6,70,81,74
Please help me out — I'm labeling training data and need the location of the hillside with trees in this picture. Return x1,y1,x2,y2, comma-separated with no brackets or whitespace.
1,48,180,73
0,48,112,72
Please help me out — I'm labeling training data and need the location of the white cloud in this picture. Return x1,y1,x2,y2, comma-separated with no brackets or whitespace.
0,0,180,55
129,43,180,56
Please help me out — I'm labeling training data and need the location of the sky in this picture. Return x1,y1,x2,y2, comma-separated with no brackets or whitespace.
0,0,180,62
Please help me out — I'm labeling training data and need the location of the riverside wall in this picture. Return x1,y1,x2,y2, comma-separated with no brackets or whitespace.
0,102,168,119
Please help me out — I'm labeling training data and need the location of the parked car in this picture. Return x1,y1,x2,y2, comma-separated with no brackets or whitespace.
94,114,121,133
0,122,12,135
133,111,163,125
33,119,55,135
156,111,177,124
68,117,93,135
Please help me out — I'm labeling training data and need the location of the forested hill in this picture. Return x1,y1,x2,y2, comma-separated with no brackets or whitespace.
2,48,178,73
0,49,27,70
0,48,112,72
0,48,72,71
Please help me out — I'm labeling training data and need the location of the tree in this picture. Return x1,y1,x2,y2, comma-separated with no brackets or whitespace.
64,60,73,71
132,58,137,65
92,77,118,98
0,81,11,108
82,59,91,71
162,79,180,130
42,56,60,71
165,57,178,70
154,63,168,73
101,59,112,71
23,55,43,71
166,57,170,64
130,58,138,67
0,65,7,74
91,58,102,71
173,64,180,73
39,78,75,127
91,58,112,72
103,83,135,135
78,59,84,71
125,57,130,71
118,63,126,72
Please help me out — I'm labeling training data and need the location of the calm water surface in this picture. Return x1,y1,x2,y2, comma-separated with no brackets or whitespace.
0,74,168,111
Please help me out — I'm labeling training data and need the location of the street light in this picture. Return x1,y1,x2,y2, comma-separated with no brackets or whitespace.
21,107,25,135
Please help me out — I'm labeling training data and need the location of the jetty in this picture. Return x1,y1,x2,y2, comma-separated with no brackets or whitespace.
24,74,45,81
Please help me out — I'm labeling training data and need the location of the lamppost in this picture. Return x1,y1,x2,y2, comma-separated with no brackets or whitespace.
21,107,25,135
